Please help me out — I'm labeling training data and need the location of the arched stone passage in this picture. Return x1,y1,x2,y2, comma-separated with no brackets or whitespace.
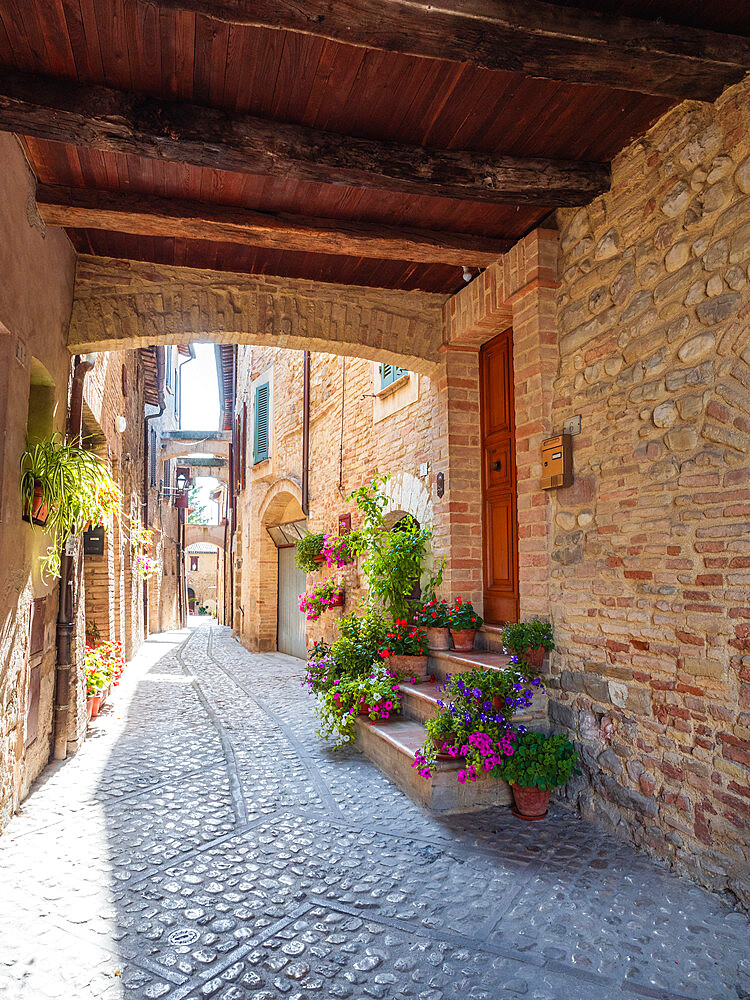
184,523,225,548
68,257,445,375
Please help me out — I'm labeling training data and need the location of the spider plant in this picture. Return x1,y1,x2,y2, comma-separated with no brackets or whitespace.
20,434,121,580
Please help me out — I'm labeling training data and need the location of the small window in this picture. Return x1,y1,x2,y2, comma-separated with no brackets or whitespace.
253,382,270,464
380,363,407,390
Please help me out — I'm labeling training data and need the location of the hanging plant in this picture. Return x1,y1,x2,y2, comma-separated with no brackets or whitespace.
20,434,121,580
294,532,325,572
298,576,345,621
134,553,157,579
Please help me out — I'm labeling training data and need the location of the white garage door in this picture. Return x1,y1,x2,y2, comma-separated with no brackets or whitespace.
277,545,307,659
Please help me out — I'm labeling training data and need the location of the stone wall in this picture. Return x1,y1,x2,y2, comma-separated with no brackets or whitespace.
547,79,750,907
0,134,76,827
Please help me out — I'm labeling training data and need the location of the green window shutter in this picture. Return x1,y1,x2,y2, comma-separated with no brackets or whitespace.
253,382,270,463
380,363,407,389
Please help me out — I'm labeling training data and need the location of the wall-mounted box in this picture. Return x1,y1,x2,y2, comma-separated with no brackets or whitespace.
541,433,573,489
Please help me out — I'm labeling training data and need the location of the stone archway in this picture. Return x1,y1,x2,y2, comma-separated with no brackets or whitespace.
68,257,444,376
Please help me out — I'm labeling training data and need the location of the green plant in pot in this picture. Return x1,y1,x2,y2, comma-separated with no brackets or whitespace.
295,532,325,572
448,598,484,651
501,619,554,671
498,731,580,820
20,433,121,580
315,661,402,747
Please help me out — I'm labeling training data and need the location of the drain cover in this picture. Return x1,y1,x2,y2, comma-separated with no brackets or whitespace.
168,928,200,946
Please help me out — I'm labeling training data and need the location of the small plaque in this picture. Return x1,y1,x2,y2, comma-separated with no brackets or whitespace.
83,526,105,555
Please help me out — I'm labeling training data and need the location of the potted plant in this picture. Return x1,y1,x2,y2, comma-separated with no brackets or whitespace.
413,597,452,650
377,621,428,681
85,620,102,649
20,434,121,580
448,597,484,651
501,619,554,670
85,664,105,719
295,532,326,572
498,731,580,820
298,576,345,621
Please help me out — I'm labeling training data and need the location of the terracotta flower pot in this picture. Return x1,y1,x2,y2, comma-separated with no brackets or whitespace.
388,654,428,680
425,627,451,651
90,694,102,718
511,784,550,819
491,694,504,711
450,628,476,652
23,482,49,527
330,594,344,608
313,553,326,564
524,645,546,669
86,696,94,722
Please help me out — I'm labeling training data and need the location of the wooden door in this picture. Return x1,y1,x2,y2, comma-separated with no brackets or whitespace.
480,329,519,624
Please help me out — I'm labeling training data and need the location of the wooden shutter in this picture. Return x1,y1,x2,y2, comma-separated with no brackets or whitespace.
380,363,406,389
254,383,270,463
149,428,157,487
241,401,247,489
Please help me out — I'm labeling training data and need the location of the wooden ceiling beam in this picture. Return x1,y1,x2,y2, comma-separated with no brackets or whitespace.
142,0,750,101
0,70,608,207
36,184,512,266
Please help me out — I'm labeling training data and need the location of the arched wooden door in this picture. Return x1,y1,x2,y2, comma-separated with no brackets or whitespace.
480,329,520,624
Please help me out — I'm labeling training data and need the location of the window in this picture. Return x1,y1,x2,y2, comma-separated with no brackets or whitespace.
253,382,270,464
379,363,407,390
190,556,198,571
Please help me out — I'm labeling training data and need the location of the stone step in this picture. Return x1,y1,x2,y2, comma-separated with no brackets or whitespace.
427,648,512,684
354,717,512,814
474,624,505,653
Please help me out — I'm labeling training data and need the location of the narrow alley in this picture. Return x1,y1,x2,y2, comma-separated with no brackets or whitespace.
1,623,745,1000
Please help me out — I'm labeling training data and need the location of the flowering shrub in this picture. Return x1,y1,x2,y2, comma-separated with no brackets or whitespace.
448,597,484,631
413,666,543,779
134,553,157,579
315,663,402,747
413,598,451,628
298,576,345,621
378,620,427,658
85,666,106,697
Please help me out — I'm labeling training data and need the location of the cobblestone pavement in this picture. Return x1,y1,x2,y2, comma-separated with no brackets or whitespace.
1,624,747,1000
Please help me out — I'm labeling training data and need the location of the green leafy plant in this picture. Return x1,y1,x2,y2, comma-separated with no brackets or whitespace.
295,532,325,572
347,475,442,621
20,434,121,580
448,598,484,631
328,610,388,679
187,483,210,524
377,620,427,658
497,731,579,790
501,619,555,657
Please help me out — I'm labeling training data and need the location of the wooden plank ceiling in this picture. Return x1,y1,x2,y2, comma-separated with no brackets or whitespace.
0,1,748,294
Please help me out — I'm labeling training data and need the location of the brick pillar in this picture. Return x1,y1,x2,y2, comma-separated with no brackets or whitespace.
510,282,559,618
432,349,483,610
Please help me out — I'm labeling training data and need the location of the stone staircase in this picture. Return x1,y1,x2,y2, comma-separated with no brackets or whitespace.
355,628,548,814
